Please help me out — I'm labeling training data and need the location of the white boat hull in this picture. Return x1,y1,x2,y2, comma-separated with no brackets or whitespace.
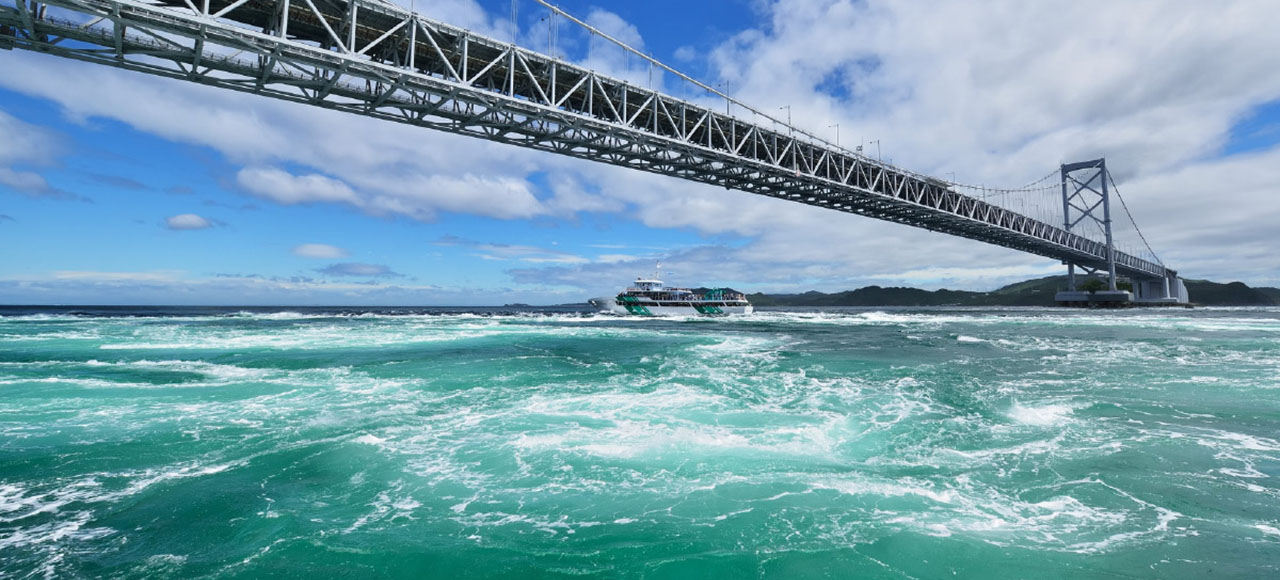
590,298,752,316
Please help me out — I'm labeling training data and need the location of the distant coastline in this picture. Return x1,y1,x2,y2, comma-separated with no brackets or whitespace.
747,276,1280,308
3,277,1277,311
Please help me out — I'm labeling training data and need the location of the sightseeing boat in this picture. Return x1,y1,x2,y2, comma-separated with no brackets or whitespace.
589,269,752,316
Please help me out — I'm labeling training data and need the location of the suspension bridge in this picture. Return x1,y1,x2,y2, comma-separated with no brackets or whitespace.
0,0,1189,304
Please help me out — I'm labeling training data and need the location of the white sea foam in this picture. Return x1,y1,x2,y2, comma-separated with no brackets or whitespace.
229,311,320,320
0,376,160,389
343,484,424,534
1256,524,1280,537
737,309,1280,336
1195,429,1280,453
0,511,115,551
0,330,102,342
813,477,956,504
514,420,756,459
88,358,273,380
89,318,671,351
1007,401,1079,426
354,434,387,445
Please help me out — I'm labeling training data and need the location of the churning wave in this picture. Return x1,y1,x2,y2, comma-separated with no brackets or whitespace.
2,306,1279,578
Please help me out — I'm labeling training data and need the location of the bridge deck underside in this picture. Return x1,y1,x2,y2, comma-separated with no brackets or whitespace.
0,0,1172,281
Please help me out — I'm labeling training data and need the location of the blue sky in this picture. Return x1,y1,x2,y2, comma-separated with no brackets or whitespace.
0,89,741,302
2,0,1280,305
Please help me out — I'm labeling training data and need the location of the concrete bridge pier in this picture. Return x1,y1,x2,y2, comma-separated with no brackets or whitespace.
1055,274,1189,307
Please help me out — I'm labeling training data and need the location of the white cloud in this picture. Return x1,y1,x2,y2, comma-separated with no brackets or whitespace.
434,235,588,264
0,270,590,306
711,1,1280,174
0,167,51,194
235,164,547,222
0,110,59,166
317,262,404,278
49,270,184,282
0,52,553,217
165,213,212,230
292,243,349,259
1103,146,1280,285
387,0,503,38
865,264,1066,284
595,254,643,264
543,174,626,216
0,110,62,196
237,167,360,205
358,173,546,221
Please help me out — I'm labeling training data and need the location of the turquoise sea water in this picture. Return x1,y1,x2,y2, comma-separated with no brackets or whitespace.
2,306,1279,578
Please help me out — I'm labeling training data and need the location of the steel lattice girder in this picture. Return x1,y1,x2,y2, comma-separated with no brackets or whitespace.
0,0,1173,280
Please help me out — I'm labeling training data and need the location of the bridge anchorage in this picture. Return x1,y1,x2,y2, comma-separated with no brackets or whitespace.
0,0,1189,305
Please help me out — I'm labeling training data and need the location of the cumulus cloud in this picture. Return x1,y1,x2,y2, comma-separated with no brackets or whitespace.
711,1,1280,174
0,269,581,306
356,173,545,221
543,174,626,216
1101,146,1280,284
0,110,59,166
316,262,404,278
434,235,589,264
576,8,652,85
49,270,184,282
0,167,51,193
386,0,503,38
164,213,212,230
292,243,349,259
235,165,549,222
237,166,360,205
0,110,66,197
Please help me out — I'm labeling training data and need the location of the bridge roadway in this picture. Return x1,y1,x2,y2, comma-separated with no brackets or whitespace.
0,0,1174,282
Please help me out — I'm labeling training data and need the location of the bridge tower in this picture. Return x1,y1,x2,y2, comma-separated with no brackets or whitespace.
1060,158,1117,292
1056,158,1132,305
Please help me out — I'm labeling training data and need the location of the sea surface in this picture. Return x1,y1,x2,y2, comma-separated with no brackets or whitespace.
2,305,1279,578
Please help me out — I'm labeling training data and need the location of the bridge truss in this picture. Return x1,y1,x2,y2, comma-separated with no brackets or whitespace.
0,0,1176,283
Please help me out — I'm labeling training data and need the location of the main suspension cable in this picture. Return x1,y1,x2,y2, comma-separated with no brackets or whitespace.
1107,170,1164,267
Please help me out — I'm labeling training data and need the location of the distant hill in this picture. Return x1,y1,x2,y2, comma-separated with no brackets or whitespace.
1257,287,1280,302
1182,280,1277,306
748,276,1280,307
749,286,986,307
